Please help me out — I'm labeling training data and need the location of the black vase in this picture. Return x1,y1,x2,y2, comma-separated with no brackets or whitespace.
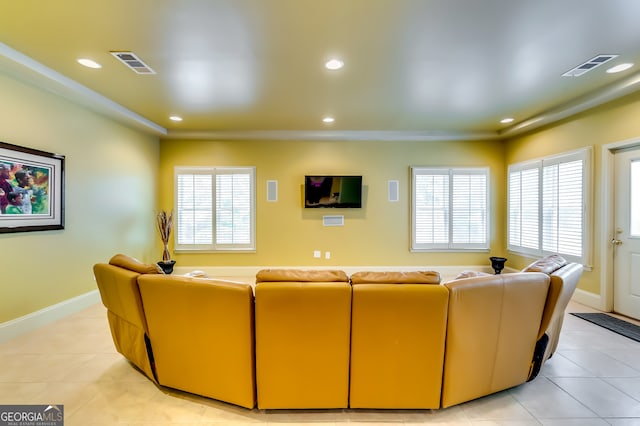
490,257,507,275
157,260,176,274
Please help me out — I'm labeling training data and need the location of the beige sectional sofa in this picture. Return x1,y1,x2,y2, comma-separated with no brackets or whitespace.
93,254,583,411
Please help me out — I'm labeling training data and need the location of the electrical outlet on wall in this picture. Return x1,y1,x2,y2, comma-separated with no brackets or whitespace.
313,250,321,258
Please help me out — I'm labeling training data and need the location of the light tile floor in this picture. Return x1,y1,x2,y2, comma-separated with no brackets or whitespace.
1,300,639,425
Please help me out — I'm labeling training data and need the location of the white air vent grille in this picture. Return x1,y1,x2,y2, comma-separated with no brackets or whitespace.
323,215,344,227
110,51,156,74
563,54,618,77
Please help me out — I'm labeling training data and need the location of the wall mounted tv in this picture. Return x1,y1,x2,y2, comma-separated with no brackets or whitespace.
304,175,363,208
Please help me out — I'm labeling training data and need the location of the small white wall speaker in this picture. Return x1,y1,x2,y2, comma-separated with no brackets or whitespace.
388,180,399,202
266,180,278,202
323,215,344,227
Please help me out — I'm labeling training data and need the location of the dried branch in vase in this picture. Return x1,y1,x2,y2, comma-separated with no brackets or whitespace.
157,210,173,262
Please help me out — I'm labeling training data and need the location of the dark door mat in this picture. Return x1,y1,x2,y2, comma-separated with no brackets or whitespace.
570,312,640,343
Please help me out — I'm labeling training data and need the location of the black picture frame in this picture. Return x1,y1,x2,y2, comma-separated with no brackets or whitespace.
0,141,65,233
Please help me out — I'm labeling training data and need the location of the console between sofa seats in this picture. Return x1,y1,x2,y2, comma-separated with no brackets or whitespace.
349,271,448,409
254,269,351,409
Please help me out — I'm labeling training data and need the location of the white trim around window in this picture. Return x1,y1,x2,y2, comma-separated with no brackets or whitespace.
507,147,592,265
411,166,490,251
174,166,256,252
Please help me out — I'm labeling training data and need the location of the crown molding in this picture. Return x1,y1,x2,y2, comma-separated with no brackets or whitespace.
163,129,500,142
0,42,166,135
500,70,640,138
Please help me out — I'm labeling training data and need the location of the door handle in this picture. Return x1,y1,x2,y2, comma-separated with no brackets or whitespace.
611,238,623,246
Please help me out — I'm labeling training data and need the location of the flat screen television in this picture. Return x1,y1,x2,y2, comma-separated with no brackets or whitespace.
304,175,362,208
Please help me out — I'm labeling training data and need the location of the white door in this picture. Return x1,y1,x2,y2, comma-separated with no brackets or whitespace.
613,148,640,319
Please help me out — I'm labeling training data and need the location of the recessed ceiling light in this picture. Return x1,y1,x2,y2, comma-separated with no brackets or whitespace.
325,59,344,70
169,115,183,122
500,117,515,124
322,116,335,123
77,58,102,69
607,63,634,74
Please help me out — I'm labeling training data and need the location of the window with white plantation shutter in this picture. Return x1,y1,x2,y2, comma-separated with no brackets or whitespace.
507,148,591,264
175,166,255,252
508,165,540,251
412,167,489,251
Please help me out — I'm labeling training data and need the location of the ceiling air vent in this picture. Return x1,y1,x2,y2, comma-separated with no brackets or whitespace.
562,54,618,77
110,51,156,74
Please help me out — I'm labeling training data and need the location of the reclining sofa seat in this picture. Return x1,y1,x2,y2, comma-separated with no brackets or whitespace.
524,255,584,380
137,274,256,409
93,253,580,411
254,269,351,409
93,254,161,382
440,271,551,408
349,271,448,409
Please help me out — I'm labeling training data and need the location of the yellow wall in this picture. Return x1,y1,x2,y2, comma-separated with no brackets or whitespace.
159,138,507,268
505,90,640,294
6,57,640,322
0,72,159,322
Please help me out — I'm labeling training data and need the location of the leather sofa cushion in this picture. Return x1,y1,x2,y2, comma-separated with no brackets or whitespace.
109,253,163,274
522,255,568,275
256,269,349,283
350,271,440,284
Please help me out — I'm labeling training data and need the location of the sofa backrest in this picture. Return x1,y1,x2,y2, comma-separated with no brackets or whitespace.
138,274,257,409
348,270,448,409
254,269,351,409
440,272,550,408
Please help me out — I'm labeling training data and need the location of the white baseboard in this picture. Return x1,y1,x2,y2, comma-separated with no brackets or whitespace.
571,288,605,311
0,290,100,343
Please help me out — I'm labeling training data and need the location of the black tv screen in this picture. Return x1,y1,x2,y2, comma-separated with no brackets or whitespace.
304,175,362,208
